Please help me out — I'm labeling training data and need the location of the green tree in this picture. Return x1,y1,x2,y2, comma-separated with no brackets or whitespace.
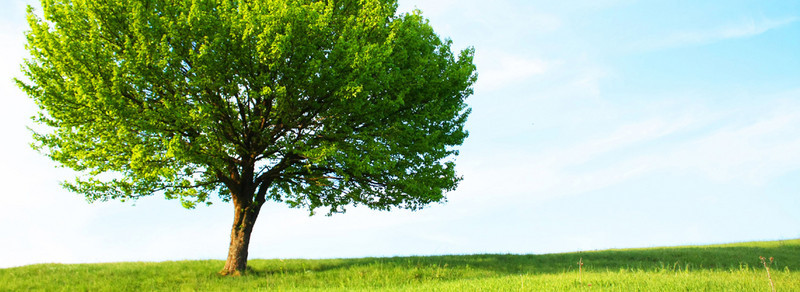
18,0,476,275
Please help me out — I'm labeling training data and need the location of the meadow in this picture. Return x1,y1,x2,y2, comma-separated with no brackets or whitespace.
2,239,798,291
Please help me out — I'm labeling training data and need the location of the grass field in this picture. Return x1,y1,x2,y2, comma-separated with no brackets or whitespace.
2,239,798,291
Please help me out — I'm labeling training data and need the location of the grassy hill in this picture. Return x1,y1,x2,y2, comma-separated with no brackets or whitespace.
2,239,798,291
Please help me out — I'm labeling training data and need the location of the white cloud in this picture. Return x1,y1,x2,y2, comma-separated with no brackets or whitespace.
399,0,562,34
456,89,800,213
631,17,798,51
662,103,800,184
474,51,551,92
544,115,697,168
457,118,693,206
564,94,800,186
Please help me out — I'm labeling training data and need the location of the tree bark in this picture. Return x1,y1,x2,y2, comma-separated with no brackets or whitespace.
220,198,261,276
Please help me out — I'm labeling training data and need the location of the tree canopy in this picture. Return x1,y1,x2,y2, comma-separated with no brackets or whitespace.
19,0,476,275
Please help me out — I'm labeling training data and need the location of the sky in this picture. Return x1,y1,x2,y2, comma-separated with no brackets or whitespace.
1,0,799,268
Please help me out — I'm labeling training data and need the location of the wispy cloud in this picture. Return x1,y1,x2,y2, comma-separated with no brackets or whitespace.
474,51,551,92
659,99,800,184
631,17,798,51
456,89,800,211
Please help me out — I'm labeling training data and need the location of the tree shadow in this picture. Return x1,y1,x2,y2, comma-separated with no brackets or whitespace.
246,239,799,277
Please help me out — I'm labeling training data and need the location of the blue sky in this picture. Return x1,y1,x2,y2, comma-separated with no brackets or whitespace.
1,0,799,268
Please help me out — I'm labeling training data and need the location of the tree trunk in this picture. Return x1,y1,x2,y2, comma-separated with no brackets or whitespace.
220,199,261,276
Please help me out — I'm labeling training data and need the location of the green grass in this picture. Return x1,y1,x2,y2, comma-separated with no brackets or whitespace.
2,239,798,291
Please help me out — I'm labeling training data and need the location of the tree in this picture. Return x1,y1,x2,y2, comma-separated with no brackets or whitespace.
18,0,476,275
